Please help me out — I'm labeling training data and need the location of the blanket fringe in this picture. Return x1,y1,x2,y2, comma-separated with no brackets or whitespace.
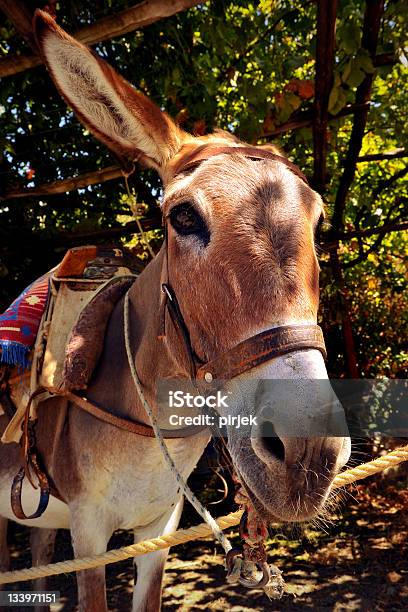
0,341,30,370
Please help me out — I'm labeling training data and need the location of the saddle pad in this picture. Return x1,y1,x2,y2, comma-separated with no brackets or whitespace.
0,273,51,370
62,276,134,391
0,245,142,372
39,282,100,390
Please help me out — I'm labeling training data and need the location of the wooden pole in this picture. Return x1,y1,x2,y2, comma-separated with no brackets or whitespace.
328,0,385,378
1,166,122,201
312,0,338,193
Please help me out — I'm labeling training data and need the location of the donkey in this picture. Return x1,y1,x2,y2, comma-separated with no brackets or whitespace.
0,10,351,612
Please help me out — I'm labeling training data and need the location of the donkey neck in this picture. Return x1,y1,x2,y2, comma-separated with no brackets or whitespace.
86,246,187,424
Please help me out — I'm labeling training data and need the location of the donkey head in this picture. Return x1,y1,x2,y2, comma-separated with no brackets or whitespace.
34,10,350,524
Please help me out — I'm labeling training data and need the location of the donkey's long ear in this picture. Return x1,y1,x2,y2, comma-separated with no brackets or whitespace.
33,10,186,172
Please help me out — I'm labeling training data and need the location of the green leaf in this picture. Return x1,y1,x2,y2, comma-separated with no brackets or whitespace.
339,21,362,54
342,60,353,83
328,86,339,113
356,49,375,74
285,92,302,111
347,64,367,88
328,86,346,114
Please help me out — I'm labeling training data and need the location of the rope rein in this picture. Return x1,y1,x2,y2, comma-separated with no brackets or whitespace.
0,443,406,585
123,291,232,555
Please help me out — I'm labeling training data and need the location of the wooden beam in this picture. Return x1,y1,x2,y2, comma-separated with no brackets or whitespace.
326,1,385,379
322,221,408,251
6,217,405,258
0,53,42,75
312,0,338,194
1,214,162,251
74,0,201,45
5,112,396,204
1,165,123,201
373,52,395,67
0,0,201,78
57,215,162,246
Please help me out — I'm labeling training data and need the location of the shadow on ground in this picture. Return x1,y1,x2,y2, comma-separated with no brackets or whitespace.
4,477,407,611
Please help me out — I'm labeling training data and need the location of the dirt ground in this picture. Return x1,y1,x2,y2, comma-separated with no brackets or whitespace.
4,475,407,611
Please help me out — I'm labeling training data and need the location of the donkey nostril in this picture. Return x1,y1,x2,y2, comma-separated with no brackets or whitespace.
260,421,285,463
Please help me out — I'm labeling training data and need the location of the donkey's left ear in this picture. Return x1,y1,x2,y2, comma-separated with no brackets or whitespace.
33,9,187,172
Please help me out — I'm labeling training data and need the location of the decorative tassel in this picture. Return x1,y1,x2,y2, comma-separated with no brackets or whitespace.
0,341,30,370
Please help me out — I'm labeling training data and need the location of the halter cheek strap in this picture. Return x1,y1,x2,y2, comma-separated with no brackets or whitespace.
162,280,327,383
161,227,326,383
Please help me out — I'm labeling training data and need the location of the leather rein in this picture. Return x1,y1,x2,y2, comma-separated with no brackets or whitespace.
10,145,326,520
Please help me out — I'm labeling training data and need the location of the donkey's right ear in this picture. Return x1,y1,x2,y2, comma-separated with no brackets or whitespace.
33,9,187,173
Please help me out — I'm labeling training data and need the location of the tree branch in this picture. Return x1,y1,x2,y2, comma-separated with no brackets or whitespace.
372,165,408,200
312,0,338,193
357,148,406,162
0,0,202,78
342,220,405,268
373,52,396,66
1,165,123,201
0,215,163,257
322,221,408,251
261,102,370,139
56,215,162,246
322,167,407,250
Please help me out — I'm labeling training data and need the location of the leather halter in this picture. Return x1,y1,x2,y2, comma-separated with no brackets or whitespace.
162,284,326,383
163,145,326,382
170,145,309,185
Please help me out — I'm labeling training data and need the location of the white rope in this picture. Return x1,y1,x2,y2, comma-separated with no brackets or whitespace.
124,292,232,553
1,445,407,585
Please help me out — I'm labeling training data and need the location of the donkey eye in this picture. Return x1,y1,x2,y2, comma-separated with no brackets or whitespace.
170,203,200,233
169,203,209,245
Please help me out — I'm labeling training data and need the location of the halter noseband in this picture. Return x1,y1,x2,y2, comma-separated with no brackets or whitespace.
162,146,326,382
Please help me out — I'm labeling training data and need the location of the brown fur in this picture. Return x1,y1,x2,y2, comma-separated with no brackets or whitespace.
162,153,322,358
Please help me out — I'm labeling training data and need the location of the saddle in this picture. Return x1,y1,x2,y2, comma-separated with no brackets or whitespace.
0,245,140,444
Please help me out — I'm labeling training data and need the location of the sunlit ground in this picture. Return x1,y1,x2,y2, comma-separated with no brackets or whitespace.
5,476,407,611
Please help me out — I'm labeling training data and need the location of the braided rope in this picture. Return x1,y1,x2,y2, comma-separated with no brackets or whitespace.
0,511,242,585
0,444,406,585
331,445,408,488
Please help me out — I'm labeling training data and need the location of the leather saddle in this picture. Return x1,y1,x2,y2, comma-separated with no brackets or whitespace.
0,245,141,443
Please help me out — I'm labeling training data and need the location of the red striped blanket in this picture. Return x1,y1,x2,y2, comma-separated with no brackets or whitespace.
0,274,50,369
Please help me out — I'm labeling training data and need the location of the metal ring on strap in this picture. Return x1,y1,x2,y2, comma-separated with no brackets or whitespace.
11,461,50,520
